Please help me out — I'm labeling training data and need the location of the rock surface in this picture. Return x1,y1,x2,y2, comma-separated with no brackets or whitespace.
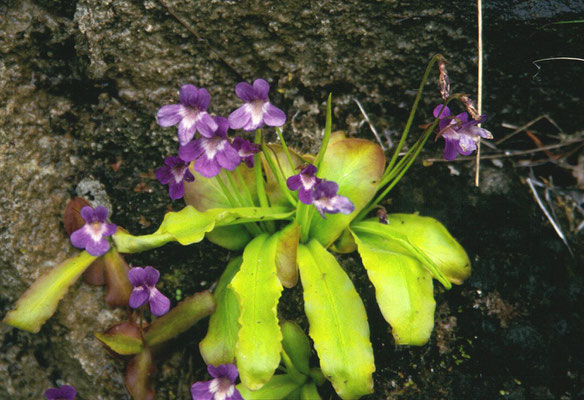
1,0,583,399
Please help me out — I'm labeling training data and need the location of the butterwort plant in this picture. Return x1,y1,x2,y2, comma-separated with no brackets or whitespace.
3,55,490,399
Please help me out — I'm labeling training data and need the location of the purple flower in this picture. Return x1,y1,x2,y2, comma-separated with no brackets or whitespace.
45,385,76,400
155,155,195,200
128,266,170,316
70,206,117,257
231,136,260,168
228,79,286,131
286,164,322,204
191,364,243,400
312,181,355,218
157,84,218,146
433,105,493,161
178,116,241,178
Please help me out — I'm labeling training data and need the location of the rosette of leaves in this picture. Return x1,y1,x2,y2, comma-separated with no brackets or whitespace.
108,95,467,397
4,56,471,399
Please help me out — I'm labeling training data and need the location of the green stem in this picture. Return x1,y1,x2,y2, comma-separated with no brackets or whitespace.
301,206,315,241
226,170,263,235
314,93,333,169
383,54,442,179
354,120,438,222
276,127,296,171
261,140,298,207
254,129,275,232
234,168,256,206
216,174,262,236
215,174,238,207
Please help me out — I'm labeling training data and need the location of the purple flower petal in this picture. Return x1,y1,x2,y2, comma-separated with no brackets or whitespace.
263,103,286,127
179,140,205,162
94,206,108,221
195,155,222,178
80,206,95,223
103,223,117,237
235,82,256,102
297,187,314,204
157,104,182,127
213,116,230,138
253,79,270,101
128,267,146,287
143,266,160,286
433,104,450,118
286,174,302,191
196,112,219,138
155,165,172,184
329,195,355,215
85,237,110,256
168,181,185,200
194,88,211,110
129,287,149,309
455,112,469,124
45,385,76,400
312,181,354,218
178,115,198,146
443,138,459,160
457,134,477,155
215,143,241,171
191,382,214,400
184,168,195,182
180,84,200,107
230,390,244,400
208,364,239,383
149,288,170,316
70,226,91,249
228,105,252,130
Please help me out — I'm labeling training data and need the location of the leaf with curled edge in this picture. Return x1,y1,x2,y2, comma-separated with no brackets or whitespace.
230,234,284,390
351,215,470,288
298,240,375,399
200,257,242,366
370,214,471,285
103,248,132,307
95,322,143,356
184,164,256,249
273,222,300,288
144,291,215,348
352,230,435,345
237,374,305,400
113,206,292,254
125,348,155,400
3,251,97,333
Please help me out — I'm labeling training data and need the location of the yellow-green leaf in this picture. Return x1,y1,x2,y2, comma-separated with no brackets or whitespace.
237,374,304,400
351,215,470,287
353,231,435,345
281,320,311,376
113,206,293,254
298,240,375,399
206,226,251,250
300,382,322,400
3,251,97,333
95,323,143,355
184,163,257,211
309,138,385,248
230,234,284,390
381,214,471,284
144,291,215,347
200,257,242,366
